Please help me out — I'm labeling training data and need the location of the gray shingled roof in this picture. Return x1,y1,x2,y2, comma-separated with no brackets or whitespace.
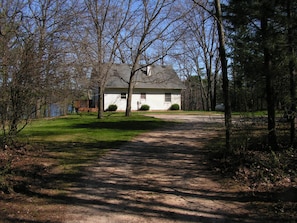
105,64,185,90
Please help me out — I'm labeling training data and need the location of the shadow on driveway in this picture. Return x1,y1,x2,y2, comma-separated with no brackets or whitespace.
63,117,289,222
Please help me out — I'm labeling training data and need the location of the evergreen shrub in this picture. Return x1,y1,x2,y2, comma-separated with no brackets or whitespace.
170,104,180,110
139,104,150,111
107,104,117,111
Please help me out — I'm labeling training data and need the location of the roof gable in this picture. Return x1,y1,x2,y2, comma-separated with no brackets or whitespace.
105,64,185,90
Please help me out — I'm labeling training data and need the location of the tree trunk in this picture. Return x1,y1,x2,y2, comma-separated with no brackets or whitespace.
198,77,206,110
125,73,134,117
206,61,212,111
287,0,296,146
97,86,104,119
125,53,140,116
261,7,278,149
212,59,219,111
215,0,232,152
265,53,277,148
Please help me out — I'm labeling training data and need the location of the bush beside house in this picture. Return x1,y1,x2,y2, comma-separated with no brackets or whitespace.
169,104,180,110
139,105,150,111
106,104,118,111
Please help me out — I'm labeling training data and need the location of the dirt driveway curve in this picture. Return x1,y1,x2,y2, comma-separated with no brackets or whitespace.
64,114,260,223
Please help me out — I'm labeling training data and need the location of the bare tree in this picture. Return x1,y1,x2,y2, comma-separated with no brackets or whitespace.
70,0,131,118
0,0,78,146
0,1,39,145
117,0,187,116
176,1,220,111
191,0,231,151
26,0,79,117
214,0,231,151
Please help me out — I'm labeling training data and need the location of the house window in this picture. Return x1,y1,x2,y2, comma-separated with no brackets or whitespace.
121,93,126,99
165,93,171,102
141,93,146,100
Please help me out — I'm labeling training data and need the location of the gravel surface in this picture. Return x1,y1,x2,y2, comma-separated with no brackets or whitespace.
64,114,255,223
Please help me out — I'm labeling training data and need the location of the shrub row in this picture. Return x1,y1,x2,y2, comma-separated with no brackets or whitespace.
106,103,180,111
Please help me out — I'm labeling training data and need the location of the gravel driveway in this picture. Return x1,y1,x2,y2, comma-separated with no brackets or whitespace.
64,114,257,223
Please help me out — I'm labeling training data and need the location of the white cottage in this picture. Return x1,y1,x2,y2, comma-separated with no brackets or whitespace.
103,64,184,111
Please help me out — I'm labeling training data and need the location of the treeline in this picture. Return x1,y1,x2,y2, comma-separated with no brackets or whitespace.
1,0,78,145
182,0,297,149
183,1,297,113
1,0,297,149
0,0,188,144
226,0,297,148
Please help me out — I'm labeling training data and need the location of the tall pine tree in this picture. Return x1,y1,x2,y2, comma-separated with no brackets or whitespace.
225,0,297,149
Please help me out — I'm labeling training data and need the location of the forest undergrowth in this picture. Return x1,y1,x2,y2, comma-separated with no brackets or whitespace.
209,116,297,220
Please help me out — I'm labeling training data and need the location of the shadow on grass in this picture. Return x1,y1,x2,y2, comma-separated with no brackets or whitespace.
72,120,168,131
23,116,170,139
17,123,291,222
41,122,295,222
2,118,296,222
1,116,175,222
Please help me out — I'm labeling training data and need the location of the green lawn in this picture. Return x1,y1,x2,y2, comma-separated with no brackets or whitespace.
22,112,166,142
18,112,167,176
0,113,170,220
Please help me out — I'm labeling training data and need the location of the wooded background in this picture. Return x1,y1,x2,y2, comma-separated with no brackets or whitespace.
1,0,297,149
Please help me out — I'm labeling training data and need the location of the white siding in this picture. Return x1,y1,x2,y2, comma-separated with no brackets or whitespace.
104,89,127,111
104,88,181,111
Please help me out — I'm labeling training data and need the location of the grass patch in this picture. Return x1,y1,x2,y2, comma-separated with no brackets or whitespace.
0,112,168,203
20,112,165,165
0,112,168,222
21,112,165,142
